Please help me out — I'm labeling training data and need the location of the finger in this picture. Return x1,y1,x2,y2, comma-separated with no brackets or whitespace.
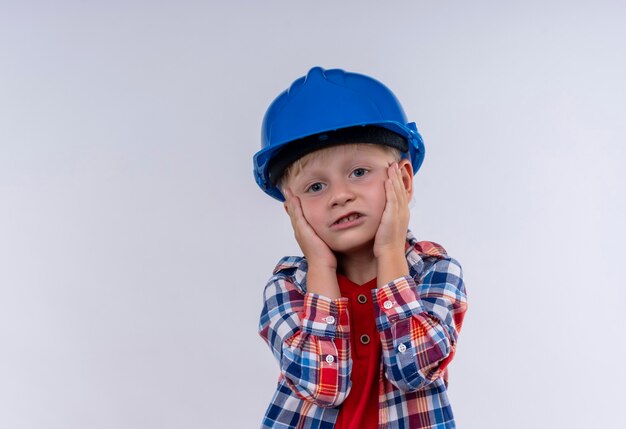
284,189,296,217
387,163,407,207
284,188,293,207
283,188,292,215
285,189,304,220
384,177,398,213
392,163,407,205
390,164,403,199
283,188,302,228
287,193,313,233
291,195,306,223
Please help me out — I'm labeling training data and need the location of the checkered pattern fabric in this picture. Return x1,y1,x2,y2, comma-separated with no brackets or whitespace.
259,231,468,428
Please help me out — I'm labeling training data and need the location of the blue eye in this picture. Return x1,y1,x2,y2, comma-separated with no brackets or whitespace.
307,182,325,193
351,168,368,178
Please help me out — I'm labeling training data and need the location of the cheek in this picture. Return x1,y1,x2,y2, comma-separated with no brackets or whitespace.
366,176,386,196
372,182,388,215
300,201,324,228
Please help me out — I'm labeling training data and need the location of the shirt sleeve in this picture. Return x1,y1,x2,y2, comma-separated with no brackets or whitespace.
259,275,351,407
374,256,468,391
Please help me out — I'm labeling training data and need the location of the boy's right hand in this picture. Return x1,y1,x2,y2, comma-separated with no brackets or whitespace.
283,188,337,271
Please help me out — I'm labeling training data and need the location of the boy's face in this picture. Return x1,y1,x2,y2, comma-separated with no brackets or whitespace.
283,144,412,255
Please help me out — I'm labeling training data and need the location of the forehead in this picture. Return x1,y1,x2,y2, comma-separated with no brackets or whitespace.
301,144,391,168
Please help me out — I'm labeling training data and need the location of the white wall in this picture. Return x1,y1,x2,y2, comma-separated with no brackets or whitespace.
1,1,624,427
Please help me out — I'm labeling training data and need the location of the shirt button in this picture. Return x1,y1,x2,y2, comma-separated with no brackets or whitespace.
357,294,367,304
383,300,394,310
325,355,335,364
325,316,335,324
360,334,371,345
398,343,407,353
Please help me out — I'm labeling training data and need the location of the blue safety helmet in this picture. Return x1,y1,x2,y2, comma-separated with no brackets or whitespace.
253,66,425,201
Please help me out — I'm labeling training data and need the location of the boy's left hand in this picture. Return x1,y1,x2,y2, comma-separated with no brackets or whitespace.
373,162,410,259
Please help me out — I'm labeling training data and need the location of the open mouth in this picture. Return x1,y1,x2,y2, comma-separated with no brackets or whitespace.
332,212,362,226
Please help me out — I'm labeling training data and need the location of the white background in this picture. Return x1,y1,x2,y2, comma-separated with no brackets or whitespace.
1,1,625,428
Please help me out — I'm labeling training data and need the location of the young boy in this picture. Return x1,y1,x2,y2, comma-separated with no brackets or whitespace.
253,67,468,429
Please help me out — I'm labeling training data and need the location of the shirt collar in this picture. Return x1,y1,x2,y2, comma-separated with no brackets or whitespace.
272,230,448,292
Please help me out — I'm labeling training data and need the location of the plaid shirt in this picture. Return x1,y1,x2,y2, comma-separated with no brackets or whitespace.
259,231,468,429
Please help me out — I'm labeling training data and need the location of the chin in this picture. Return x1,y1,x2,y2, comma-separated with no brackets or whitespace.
329,236,376,256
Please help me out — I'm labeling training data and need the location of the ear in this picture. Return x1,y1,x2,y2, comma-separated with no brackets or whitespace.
398,159,413,199
282,188,292,215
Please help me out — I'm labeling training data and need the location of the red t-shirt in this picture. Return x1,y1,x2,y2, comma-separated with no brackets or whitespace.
334,274,381,429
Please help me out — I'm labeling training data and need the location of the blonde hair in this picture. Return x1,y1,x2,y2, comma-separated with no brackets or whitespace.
279,143,402,190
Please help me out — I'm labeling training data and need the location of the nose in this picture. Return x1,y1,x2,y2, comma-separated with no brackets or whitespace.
329,180,355,207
